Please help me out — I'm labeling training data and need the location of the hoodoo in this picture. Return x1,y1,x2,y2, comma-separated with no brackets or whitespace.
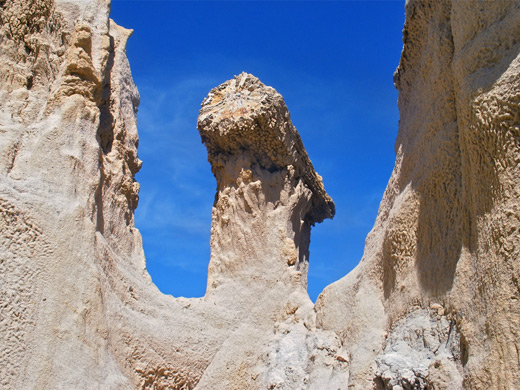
198,73,334,295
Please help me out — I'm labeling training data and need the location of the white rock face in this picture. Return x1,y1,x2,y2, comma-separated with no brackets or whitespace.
316,1,520,388
0,1,220,388
1,0,520,389
195,73,345,390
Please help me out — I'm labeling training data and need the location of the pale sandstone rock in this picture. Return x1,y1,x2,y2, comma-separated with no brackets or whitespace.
1,0,520,389
1,1,337,388
316,1,520,389
198,72,334,295
194,73,341,390
0,1,221,388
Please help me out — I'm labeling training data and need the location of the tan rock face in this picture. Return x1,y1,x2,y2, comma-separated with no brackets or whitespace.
316,1,520,388
1,0,519,389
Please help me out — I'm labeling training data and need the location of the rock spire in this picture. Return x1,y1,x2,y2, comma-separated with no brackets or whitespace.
198,73,334,294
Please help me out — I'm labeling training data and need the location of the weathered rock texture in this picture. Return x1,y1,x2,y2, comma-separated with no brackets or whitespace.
316,1,520,388
198,73,334,294
1,0,520,389
194,73,345,390
1,1,340,388
0,1,220,388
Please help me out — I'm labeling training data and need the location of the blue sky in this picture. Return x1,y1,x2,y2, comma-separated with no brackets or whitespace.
111,0,406,301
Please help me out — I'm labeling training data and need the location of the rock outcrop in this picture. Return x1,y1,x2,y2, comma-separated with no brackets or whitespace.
198,73,334,294
1,0,519,389
0,0,215,388
194,73,345,390
1,1,338,388
316,1,520,388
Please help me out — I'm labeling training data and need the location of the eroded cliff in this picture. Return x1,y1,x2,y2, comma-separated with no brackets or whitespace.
1,0,519,389
316,1,520,388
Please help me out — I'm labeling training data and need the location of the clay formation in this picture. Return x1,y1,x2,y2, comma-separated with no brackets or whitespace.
1,0,519,389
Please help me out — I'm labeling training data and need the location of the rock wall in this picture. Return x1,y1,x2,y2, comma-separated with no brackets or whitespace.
0,1,340,388
0,1,219,388
1,0,519,389
316,1,520,389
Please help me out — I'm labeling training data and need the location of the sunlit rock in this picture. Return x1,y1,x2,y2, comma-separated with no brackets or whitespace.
1,0,520,389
